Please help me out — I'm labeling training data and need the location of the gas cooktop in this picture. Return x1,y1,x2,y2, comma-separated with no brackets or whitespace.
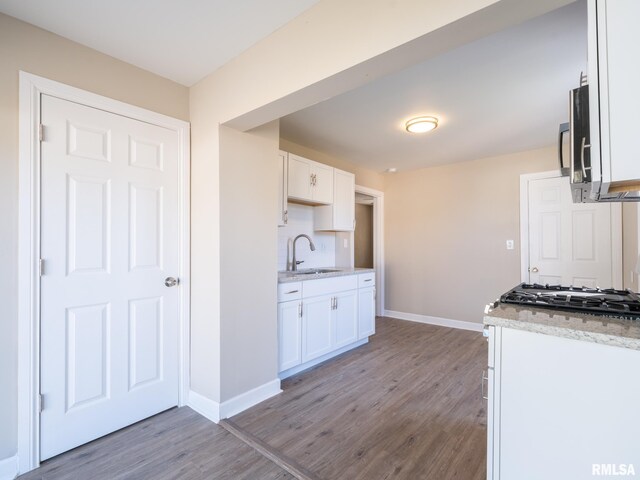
499,283,640,320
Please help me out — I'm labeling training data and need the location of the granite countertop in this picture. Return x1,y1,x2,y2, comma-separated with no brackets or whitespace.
484,302,640,351
278,267,374,284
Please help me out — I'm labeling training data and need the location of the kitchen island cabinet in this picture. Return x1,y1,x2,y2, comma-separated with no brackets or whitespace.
484,305,640,479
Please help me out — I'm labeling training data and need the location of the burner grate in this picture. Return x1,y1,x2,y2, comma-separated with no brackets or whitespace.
499,283,640,319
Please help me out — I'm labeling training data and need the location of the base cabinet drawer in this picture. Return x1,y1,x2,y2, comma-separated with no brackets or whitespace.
358,272,375,287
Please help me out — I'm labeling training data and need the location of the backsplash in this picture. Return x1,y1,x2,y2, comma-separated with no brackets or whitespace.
278,203,336,271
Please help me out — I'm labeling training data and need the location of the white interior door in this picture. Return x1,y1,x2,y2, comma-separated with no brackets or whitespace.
527,176,618,288
40,95,180,460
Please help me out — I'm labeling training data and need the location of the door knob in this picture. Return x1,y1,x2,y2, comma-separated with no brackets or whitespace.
165,277,179,287
531,267,539,273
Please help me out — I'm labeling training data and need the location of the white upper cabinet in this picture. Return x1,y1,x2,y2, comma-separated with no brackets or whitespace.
287,153,333,205
588,0,640,190
315,168,355,231
277,151,288,227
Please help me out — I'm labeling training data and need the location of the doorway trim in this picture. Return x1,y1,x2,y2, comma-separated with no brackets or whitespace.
17,72,191,474
354,185,384,315
519,170,623,288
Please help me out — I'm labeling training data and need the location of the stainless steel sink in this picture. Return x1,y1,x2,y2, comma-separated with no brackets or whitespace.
296,268,341,275
281,268,342,276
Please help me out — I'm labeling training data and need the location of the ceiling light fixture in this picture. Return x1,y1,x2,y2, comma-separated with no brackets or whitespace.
385,167,397,173
405,116,438,133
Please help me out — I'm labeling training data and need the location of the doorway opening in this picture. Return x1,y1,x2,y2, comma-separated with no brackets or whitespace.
354,193,374,269
352,185,384,315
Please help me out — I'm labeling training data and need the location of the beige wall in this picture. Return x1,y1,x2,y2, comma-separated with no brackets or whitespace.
0,13,189,460
355,204,374,268
280,139,385,191
384,146,559,323
190,0,571,408
219,122,280,400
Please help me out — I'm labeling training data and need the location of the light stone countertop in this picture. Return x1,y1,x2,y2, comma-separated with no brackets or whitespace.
484,302,640,351
278,267,375,284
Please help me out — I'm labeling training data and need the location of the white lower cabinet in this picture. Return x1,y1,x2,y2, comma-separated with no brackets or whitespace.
334,290,358,348
358,287,375,339
278,272,375,376
277,300,302,371
486,325,640,479
302,295,334,362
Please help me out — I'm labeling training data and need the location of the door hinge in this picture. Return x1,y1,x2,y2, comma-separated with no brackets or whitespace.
39,258,44,276
38,124,44,142
39,393,44,412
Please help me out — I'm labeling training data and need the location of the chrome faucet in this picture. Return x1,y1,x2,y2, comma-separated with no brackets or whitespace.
291,234,316,271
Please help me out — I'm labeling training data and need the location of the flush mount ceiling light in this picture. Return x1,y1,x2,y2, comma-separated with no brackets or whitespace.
405,116,438,133
385,167,397,173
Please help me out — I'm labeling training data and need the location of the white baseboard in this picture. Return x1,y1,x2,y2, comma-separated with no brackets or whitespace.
219,378,281,419
0,455,18,480
279,338,368,380
384,310,483,332
188,390,221,423
188,378,282,424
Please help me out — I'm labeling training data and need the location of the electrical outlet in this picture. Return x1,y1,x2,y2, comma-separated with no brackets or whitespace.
343,238,348,248
506,240,514,250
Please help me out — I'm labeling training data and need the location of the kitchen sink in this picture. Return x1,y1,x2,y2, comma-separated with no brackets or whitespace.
298,268,341,274
289,268,342,275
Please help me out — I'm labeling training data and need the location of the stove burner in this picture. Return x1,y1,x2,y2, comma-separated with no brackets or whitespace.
499,283,640,319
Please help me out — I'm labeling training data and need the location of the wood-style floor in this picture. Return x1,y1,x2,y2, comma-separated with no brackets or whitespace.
19,408,293,480
20,317,487,480
231,317,488,480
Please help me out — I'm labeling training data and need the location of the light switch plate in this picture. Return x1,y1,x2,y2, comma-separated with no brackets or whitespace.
343,238,348,248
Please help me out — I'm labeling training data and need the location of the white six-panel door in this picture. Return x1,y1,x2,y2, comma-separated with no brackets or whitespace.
40,95,180,459
528,176,615,287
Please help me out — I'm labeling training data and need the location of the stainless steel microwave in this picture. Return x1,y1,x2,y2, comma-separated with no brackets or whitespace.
558,84,592,203
559,81,640,202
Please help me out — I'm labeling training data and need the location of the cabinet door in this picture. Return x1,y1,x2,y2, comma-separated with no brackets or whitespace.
357,287,375,339
278,300,301,372
333,169,355,231
589,0,640,186
334,290,358,348
497,328,640,478
311,162,334,204
288,154,312,201
302,295,333,362
277,151,288,227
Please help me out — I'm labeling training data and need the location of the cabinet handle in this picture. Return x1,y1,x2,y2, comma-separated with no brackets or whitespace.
284,210,288,224
298,303,303,318
286,289,299,294
364,279,372,282
481,369,489,401
335,297,338,310
313,174,317,186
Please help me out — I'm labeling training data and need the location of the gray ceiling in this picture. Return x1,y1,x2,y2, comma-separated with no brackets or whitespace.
280,1,586,172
